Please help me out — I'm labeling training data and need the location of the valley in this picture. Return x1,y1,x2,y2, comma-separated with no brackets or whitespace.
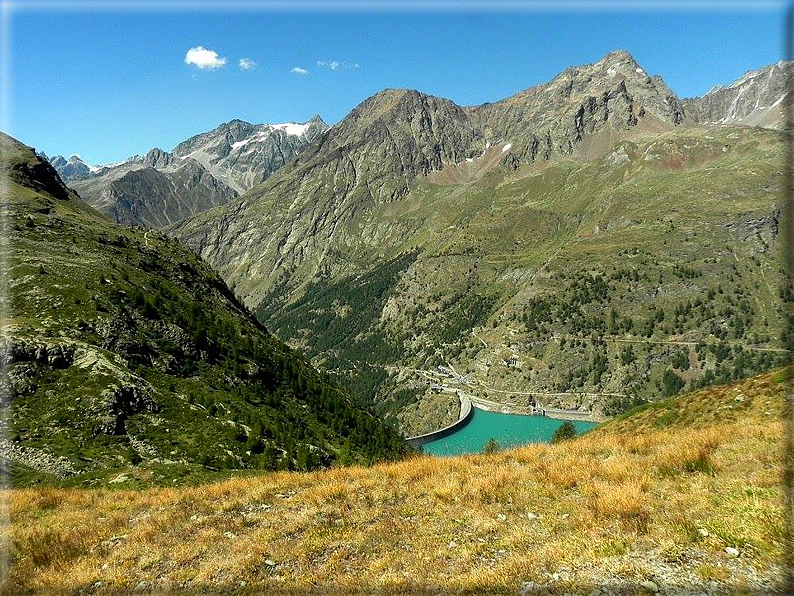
7,49,786,470
251,124,785,434
0,132,408,487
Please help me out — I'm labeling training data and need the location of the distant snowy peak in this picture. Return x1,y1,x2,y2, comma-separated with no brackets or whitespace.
59,115,329,193
48,153,97,182
64,114,329,229
168,115,328,193
172,115,326,155
227,120,317,153
683,60,793,129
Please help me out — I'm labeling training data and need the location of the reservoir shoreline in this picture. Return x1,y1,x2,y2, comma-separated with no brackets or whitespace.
406,388,603,451
420,406,599,456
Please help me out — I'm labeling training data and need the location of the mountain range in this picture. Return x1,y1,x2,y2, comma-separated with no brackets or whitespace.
170,50,788,432
12,49,789,474
53,116,328,229
39,153,97,180
5,46,788,592
683,59,791,128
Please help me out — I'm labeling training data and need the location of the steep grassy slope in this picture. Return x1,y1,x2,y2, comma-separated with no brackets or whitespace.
6,369,786,594
0,133,408,486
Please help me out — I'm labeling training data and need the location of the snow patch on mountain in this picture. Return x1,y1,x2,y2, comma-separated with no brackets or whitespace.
272,122,312,136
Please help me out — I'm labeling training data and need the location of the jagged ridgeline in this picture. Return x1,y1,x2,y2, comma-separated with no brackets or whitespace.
0,132,408,486
173,51,787,433
58,116,329,230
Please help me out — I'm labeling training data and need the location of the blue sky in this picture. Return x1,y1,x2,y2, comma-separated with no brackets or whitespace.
6,2,787,164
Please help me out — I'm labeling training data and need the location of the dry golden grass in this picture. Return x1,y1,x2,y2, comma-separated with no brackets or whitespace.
4,371,787,595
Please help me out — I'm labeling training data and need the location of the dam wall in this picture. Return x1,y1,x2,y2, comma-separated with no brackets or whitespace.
406,393,473,447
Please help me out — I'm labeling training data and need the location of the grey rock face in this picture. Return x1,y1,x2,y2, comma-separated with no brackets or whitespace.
100,161,235,229
142,147,174,169
49,154,93,181
683,60,792,129
171,115,329,193
469,50,686,165
724,210,779,253
69,116,328,229
93,383,158,436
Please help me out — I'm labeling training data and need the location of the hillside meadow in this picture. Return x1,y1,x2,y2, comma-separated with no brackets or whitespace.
4,370,788,595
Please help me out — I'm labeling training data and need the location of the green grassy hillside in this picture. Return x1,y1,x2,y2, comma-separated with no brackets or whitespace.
1,133,408,487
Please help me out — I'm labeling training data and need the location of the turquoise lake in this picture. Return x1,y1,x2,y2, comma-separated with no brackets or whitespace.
421,407,598,456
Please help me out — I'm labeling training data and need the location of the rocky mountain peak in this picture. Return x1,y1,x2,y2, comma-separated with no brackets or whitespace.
592,49,640,69
467,50,685,165
683,60,792,129
143,147,174,168
49,154,67,168
47,153,93,182
142,147,173,168
69,115,328,228
314,88,480,193
169,51,784,341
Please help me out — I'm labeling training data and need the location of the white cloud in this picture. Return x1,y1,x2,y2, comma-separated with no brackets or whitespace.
184,46,227,70
291,66,309,75
238,58,256,70
316,60,360,71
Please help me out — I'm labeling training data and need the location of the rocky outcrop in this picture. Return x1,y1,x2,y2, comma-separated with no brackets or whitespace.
1,135,74,202
0,336,76,369
0,337,76,400
0,334,158,437
93,383,158,436
724,210,779,252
